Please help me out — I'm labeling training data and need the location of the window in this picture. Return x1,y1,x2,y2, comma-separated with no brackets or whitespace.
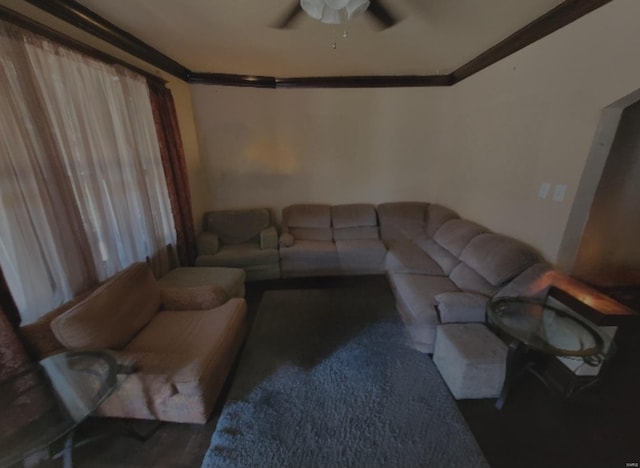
0,20,176,323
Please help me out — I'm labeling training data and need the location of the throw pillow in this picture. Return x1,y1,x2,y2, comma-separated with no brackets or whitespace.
279,232,295,247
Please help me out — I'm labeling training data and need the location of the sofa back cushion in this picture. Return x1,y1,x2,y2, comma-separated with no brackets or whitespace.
51,262,161,350
449,263,500,296
332,204,379,240
377,202,429,242
458,233,541,287
434,219,488,257
203,208,270,245
424,204,459,237
283,204,332,241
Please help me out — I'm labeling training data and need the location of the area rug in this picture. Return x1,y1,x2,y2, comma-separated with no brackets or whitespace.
202,285,489,468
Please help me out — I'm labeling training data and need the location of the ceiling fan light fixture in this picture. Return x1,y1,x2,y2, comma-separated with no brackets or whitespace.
300,0,324,20
324,0,349,9
300,0,369,24
320,7,342,24
346,0,370,20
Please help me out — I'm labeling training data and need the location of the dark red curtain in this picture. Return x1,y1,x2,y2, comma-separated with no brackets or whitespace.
0,267,20,330
148,80,197,266
0,266,31,376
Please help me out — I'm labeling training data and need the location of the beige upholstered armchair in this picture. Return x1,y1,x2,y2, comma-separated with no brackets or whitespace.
194,208,280,281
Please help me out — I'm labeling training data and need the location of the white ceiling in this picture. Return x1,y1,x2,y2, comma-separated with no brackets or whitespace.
75,0,565,77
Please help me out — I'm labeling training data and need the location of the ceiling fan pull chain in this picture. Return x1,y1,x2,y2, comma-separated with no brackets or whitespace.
342,8,349,38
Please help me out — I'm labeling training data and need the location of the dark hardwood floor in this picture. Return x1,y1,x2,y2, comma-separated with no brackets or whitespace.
40,276,640,467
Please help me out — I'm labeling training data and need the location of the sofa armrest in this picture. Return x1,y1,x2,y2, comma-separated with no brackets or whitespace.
279,232,295,248
260,226,278,250
435,292,488,324
160,285,229,311
196,232,219,255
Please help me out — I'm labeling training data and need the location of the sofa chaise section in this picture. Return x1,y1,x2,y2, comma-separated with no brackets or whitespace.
21,262,247,424
389,229,544,353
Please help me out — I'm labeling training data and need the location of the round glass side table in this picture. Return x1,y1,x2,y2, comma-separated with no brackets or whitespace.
0,351,117,468
487,297,615,409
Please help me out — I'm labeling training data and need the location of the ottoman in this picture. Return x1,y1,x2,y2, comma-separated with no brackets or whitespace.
433,323,507,400
158,266,246,298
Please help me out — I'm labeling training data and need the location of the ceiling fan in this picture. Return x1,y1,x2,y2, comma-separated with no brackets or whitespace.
275,0,400,30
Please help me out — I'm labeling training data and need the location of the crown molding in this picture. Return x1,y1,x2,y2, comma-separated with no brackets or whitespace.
275,75,453,88
188,73,277,89
451,0,614,83
19,0,615,88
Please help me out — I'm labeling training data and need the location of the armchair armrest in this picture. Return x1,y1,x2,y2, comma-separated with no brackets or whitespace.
435,292,488,324
260,226,278,250
196,232,219,255
160,285,229,311
279,232,295,248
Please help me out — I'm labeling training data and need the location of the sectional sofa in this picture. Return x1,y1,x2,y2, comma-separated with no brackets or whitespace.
279,202,556,353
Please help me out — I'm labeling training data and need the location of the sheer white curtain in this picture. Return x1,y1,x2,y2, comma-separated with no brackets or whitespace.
0,21,176,323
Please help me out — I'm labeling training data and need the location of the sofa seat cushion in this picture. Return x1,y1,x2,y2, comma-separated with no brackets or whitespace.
279,240,339,277
388,273,459,353
289,227,333,242
195,244,279,268
388,273,459,327
279,240,337,258
158,267,245,298
124,298,247,397
385,241,446,276
160,285,229,311
335,239,386,273
51,263,160,350
333,226,379,240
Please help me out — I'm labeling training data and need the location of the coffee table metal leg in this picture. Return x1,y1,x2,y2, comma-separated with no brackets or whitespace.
496,340,524,410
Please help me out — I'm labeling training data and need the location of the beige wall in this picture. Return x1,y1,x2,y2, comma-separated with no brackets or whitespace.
4,0,640,264
190,0,640,263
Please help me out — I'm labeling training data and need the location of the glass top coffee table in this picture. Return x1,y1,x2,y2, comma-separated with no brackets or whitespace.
0,351,117,468
487,297,615,409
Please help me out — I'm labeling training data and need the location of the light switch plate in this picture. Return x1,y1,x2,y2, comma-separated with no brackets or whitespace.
553,184,567,202
538,182,551,199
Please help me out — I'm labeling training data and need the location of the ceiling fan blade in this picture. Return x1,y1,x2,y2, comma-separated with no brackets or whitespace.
274,2,304,29
367,0,398,29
